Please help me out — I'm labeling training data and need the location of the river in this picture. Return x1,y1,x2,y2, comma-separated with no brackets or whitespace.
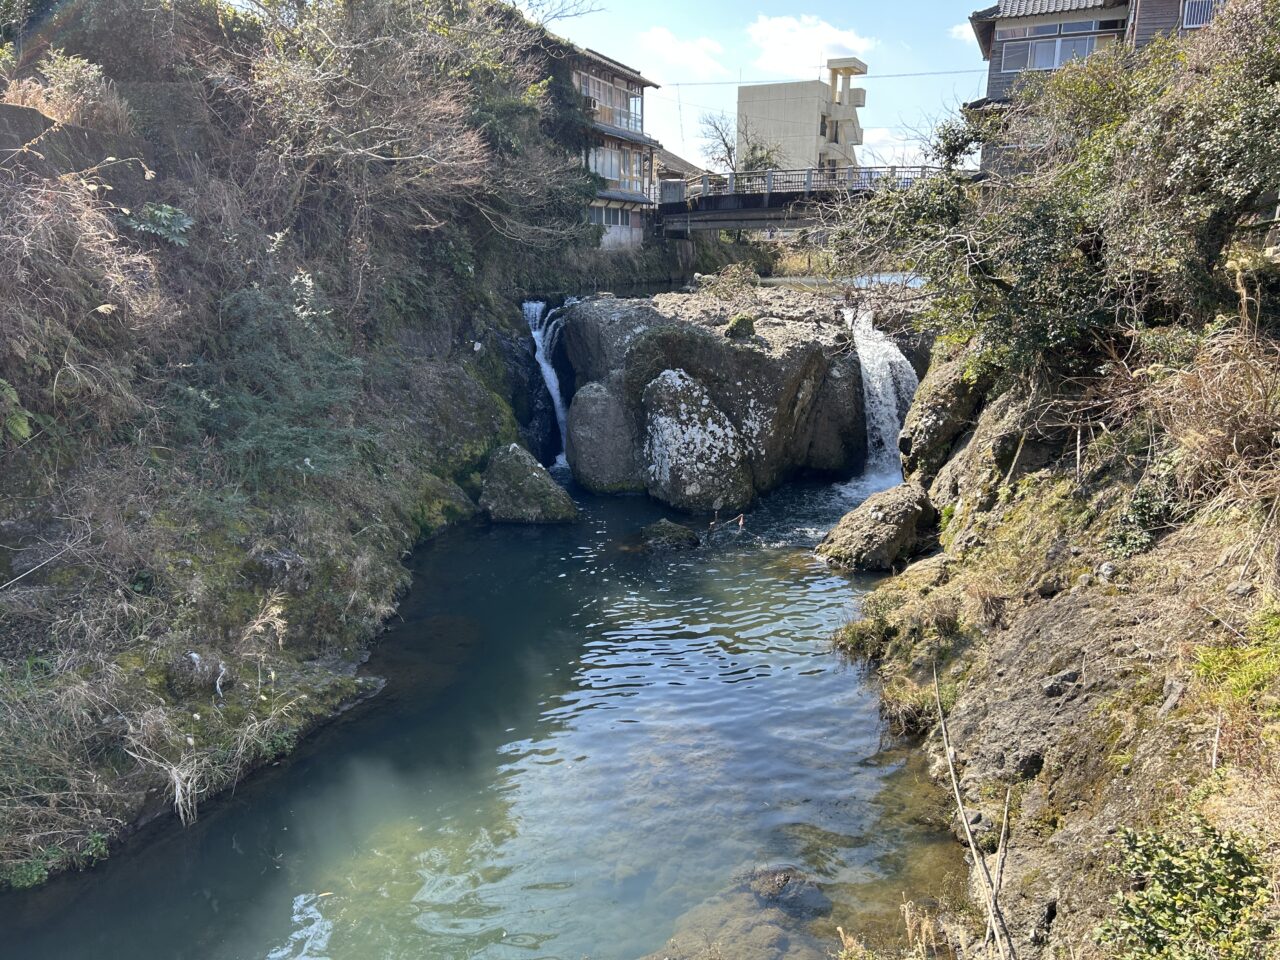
0,474,961,960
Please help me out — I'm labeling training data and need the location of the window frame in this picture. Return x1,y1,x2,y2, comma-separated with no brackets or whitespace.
1000,30,1103,73
1182,0,1218,28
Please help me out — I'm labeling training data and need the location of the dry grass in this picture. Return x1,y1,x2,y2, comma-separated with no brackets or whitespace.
836,900,954,959
0,166,171,457
1152,327,1280,584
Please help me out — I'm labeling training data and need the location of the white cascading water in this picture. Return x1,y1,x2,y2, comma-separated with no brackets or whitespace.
523,300,570,468
845,307,920,482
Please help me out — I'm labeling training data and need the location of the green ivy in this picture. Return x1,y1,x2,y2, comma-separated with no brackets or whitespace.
1097,821,1273,959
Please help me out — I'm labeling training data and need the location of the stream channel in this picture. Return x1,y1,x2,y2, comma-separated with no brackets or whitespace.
0,301,962,960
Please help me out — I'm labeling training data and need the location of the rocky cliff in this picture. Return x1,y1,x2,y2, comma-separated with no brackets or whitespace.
828,345,1276,957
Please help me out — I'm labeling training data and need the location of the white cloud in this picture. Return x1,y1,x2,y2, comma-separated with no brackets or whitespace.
746,14,878,76
636,27,729,82
949,23,977,44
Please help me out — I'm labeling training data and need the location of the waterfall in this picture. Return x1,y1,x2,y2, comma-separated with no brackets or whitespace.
523,300,569,467
846,307,920,481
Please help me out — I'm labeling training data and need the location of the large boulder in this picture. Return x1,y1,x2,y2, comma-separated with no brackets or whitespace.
803,351,868,475
625,323,840,493
899,355,991,484
478,444,578,522
557,296,671,385
564,379,643,493
642,370,753,513
817,482,936,571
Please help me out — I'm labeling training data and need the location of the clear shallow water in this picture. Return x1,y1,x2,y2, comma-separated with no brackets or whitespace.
0,481,960,960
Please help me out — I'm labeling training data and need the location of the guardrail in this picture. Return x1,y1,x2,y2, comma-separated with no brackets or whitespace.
661,166,941,205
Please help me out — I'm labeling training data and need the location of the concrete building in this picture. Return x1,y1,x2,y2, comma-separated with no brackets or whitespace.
569,48,661,250
735,57,867,171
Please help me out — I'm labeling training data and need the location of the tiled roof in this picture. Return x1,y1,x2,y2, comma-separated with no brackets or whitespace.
998,0,1117,16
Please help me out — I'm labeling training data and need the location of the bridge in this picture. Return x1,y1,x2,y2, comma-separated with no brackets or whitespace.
657,165,939,235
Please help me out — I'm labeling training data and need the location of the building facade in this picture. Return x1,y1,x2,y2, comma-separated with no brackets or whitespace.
735,57,867,171
968,0,1224,168
970,0,1224,104
569,48,661,250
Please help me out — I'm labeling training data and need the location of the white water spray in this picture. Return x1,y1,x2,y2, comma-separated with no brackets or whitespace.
845,307,920,482
523,300,569,468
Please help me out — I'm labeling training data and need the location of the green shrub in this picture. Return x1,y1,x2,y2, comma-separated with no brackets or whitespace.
170,274,367,488
119,203,193,247
0,377,31,442
1097,821,1272,959
1105,472,1178,558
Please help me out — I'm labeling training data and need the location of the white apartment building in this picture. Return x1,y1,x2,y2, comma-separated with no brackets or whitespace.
735,57,867,171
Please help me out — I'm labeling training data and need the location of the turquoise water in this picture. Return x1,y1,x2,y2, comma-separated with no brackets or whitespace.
0,481,960,960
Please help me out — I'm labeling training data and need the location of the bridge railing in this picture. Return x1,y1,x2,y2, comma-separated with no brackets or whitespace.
662,165,941,205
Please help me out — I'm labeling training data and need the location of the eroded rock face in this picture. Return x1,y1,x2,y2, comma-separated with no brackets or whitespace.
478,444,578,522
564,379,642,493
899,356,991,484
803,352,867,476
816,482,936,571
642,370,753,514
558,291,883,513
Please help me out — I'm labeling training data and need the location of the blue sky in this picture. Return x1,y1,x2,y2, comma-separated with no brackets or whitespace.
547,1,987,166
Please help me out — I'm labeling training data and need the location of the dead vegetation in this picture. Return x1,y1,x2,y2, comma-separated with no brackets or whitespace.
0,0,605,888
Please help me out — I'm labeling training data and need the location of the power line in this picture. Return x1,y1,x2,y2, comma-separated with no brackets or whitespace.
666,68,986,88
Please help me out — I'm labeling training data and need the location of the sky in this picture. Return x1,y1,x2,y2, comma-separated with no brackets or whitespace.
543,0,988,167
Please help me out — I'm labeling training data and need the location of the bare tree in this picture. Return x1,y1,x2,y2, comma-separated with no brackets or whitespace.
699,111,784,173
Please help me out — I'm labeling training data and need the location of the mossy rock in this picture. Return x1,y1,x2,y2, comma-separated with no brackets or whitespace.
725,313,755,339
639,519,700,552
479,444,578,523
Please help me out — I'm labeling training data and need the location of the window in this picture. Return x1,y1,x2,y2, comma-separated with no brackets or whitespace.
1002,41,1030,72
1060,20,1096,33
587,145,646,192
1030,38,1058,69
1003,34,1097,72
621,210,631,227
1059,36,1095,63
575,70,645,131
1183,0,1218,28
1100,18,1126,29
996,26,1030,40
1030,23,1060,36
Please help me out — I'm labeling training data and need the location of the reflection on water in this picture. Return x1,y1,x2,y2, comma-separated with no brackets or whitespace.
0,483,961,960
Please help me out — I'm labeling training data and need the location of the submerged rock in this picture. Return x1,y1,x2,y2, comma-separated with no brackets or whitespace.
479,444,578,523
639,518,700,551
641,370,753,514
817,482,936,571
637,864,832,960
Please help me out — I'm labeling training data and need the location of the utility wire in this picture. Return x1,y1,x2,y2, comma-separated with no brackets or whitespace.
666,68,986,88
